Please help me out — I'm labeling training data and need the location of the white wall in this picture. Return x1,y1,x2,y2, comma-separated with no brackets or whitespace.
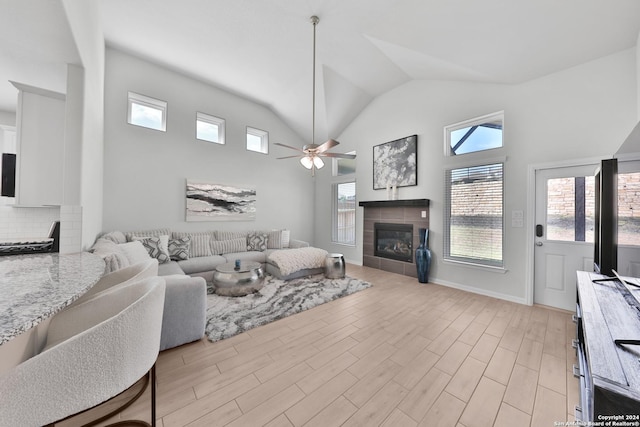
102,48,316,242
62,0,105,249
315,48,637,303
0,112,15,127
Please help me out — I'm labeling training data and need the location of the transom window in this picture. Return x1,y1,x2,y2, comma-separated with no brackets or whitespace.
246,127,269,154
127,92,167,132
196,112,225,144
333,151,356,176
445,111,503,156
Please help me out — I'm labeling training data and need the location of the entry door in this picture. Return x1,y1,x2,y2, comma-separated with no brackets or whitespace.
534,165,596,311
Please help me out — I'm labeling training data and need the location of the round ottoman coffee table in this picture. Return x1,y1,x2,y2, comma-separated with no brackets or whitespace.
213,261,265,296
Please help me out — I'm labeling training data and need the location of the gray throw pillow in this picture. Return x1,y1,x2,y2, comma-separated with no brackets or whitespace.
168,237,190,261
247,232,268,251
132,235,171,264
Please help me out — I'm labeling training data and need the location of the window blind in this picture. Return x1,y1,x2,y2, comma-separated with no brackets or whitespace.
444,163,504,267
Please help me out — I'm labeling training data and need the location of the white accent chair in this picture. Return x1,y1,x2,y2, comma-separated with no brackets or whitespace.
71,258,159,307
71,258,205,351
0,276,166,427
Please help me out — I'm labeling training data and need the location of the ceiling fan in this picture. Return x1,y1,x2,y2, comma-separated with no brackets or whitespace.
275,16,356,175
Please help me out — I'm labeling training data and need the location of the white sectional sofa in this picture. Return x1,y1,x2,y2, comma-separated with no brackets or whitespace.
94,228,325,282
89,228,327,350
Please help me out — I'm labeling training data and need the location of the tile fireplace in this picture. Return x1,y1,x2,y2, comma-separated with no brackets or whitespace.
359,199,430,278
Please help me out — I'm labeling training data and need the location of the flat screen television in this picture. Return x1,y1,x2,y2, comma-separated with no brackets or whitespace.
593,158,618,276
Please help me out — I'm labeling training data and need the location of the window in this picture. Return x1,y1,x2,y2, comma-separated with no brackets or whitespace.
445,162,504,268
246,127,268,154
127,92,167,131
445,111,503,156
546,176,595,242
333,182,356,245
333,152,356,176
196,112,225,144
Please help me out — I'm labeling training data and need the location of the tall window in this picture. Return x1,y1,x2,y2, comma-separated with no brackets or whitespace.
333,182,356,245
127,92,167,131
444,163,504,267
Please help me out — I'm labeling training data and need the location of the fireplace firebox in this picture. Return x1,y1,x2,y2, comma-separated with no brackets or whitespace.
374,223,413,262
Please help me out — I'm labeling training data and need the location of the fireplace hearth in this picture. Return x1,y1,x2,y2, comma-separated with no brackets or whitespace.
374,223,413,262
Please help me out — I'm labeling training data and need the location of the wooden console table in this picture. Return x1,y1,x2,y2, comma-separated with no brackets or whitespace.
575,271,640,421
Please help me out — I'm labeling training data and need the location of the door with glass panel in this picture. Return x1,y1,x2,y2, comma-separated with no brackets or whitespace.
534,165,596,310
617,161,640,277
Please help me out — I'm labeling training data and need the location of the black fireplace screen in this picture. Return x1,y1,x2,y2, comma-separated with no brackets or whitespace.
374,223,413,262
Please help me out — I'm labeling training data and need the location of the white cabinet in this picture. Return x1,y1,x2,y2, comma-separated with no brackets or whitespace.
11,82,66,206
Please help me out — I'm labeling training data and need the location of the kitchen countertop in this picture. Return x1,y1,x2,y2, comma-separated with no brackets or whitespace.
0,252,105,345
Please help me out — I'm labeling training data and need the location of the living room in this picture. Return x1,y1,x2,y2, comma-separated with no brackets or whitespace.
2,1,640,426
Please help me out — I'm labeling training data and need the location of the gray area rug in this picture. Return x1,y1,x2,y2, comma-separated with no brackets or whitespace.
205,274,372,342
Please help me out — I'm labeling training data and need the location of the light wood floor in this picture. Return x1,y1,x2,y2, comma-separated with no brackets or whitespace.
91,264,579,427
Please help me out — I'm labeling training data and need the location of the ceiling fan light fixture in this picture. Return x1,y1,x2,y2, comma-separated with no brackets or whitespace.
313,156,324,169
300,156,314,169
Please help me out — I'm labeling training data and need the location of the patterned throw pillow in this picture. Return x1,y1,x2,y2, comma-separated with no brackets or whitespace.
247,232,268,251
132,235,170,264
168,237,190,261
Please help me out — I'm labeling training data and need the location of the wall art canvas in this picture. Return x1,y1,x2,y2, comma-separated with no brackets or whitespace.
186,180,256,221
373,135,417,190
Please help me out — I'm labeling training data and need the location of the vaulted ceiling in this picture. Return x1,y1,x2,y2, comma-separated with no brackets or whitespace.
2,0,640,144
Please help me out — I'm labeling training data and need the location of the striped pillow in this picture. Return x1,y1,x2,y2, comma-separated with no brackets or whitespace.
264,230,283,249
210,238,247,255
216,231,247,241
172,231,215,257
188,234,212,257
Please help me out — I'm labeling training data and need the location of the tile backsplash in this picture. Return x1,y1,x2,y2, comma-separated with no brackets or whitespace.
0,206,60,239
0,205,83,253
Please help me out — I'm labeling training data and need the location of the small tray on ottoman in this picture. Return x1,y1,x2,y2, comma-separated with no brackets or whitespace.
213,261,265,296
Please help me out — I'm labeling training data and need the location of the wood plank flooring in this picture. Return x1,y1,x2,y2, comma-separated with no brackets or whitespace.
73,264,579,427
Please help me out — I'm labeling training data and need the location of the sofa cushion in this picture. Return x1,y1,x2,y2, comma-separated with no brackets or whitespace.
281,230,290,248
100,231,127,245
223,251,266,264
177,255,226,275
125,228,172,241
119,241,152,265
90,238,130,273
216,231,247,240
210,238,246,255
168,237,190,261
247,232,268,251
172,231,216,256
158,261,185,276
132,235,171,264
264,230,283,249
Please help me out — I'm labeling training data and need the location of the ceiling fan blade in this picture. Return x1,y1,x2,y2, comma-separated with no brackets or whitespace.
320,152,356,159
274,142,304,152
316,139,339,153
277,155,303,159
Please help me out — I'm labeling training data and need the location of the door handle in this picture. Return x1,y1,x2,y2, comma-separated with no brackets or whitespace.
536,241,543,247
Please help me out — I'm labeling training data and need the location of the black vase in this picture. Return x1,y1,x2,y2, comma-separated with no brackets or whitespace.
415,228,432,283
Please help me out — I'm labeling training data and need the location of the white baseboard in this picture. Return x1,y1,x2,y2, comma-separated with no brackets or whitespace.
430,276,529,306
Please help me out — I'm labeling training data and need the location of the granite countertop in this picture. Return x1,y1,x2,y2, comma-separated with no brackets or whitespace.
0,252,105,345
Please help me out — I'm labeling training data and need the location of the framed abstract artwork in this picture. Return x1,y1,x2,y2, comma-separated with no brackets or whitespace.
186,180,256,221
373,135,417,190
